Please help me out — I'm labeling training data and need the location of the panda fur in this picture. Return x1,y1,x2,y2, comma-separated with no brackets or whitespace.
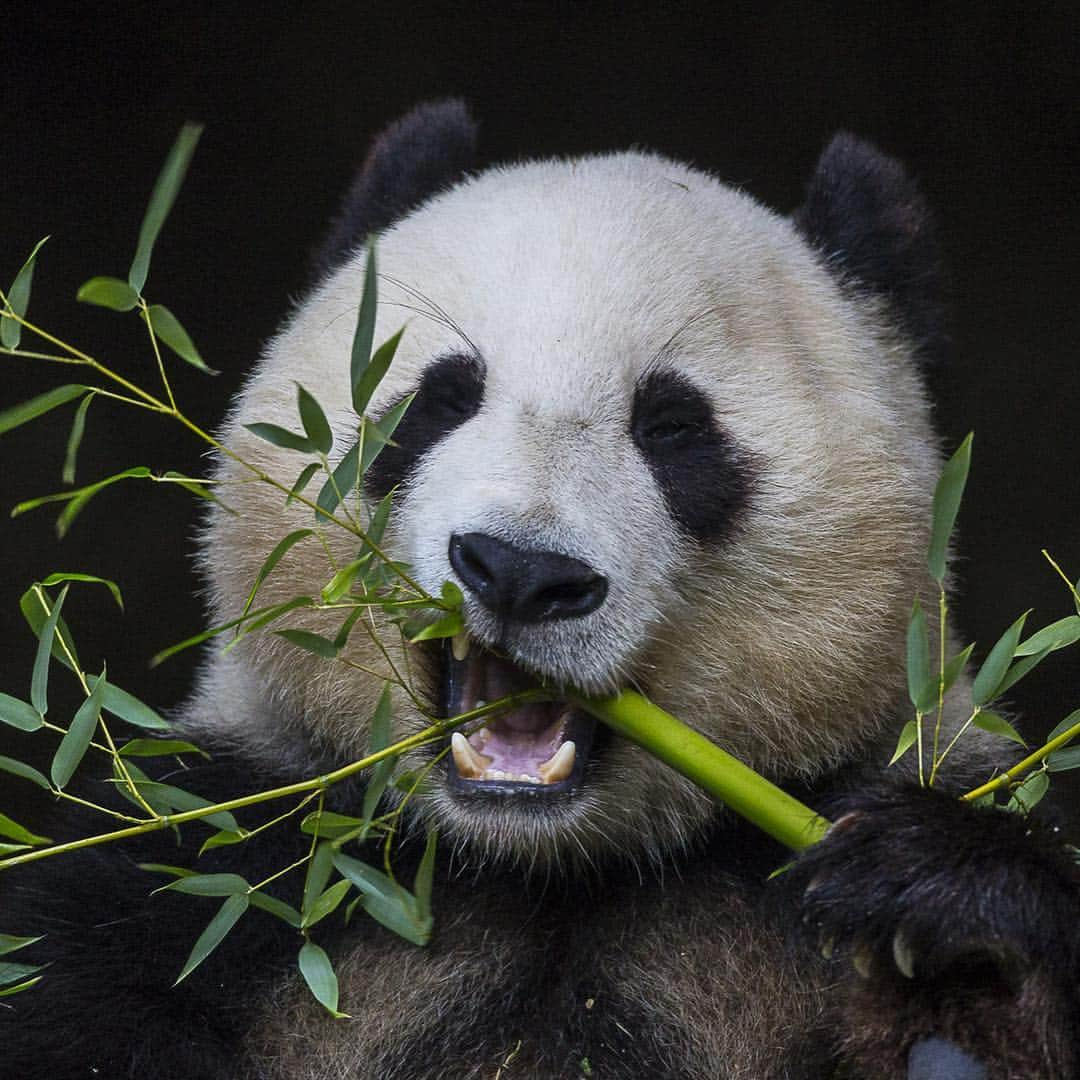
3,101,1079,1079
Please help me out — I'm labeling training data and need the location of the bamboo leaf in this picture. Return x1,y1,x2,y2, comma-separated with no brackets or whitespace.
1,236,49,348
300,811,367,839
0,384,87,436
0,813,51,847
245,422,314,454
92,677,170,730
970,611,1030,706
972,710,1027,747
0,976,43,997
315,440,360,520
128,122,203,293
248,892,302,928
76,276,140,312
408,609,463,644
199,829,247,855
50,666,107,789
241,528,314,618
0,755,51,789
353,327,403,418
367,490,394,546
1046,709,1080,743
0,962,44,989
360,393,414,475
296,384,333,455
1014,615,1080,657
119,738,207,758
173,894,248,986
302,879,352,930
142,304,216,374
993,647,1053,699
302,842,336,920
136,782,239,832
928,433,973,584
0,693,43,732
298,939,347,1017
62,392,95,485
1047,747,1080,772
360,685,395,830
321,560,367,604
905,601,930,712
413,827,438,926
889,719,919,765
31,585,68,716
1006,770,1049,815
287,462,321,506
164,873,251,897
350,244,378,415
333,851,430,946
274,629,340,659
0,935,42,957
40,572,123,610
19,585,79,671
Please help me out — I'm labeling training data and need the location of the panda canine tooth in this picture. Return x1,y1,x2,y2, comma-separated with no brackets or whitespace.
451,732,492,779
538,741,576,784
451,632,470,662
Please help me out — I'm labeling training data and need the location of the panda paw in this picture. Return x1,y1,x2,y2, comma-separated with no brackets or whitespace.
789,781,1080,1079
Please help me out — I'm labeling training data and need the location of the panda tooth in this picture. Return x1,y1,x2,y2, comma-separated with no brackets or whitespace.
538,741,576,784
451,632,470,662
451,732,491,779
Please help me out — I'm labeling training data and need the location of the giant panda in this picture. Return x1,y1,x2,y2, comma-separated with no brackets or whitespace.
3,101,1079,1080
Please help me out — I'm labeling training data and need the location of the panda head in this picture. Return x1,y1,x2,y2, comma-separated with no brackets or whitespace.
195,102,948,870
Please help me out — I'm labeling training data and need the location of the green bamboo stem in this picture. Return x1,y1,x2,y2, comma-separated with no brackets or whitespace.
575,690,831,851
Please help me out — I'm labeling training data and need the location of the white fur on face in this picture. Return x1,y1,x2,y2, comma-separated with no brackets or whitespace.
191,152,948,867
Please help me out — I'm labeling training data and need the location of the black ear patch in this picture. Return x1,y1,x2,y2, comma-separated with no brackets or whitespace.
793,133,948,366
312,99,478,278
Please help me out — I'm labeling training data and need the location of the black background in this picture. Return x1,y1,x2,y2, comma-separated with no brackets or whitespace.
1,4,1077,818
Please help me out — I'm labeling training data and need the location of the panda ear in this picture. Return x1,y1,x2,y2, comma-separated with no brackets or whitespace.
793,133,948,366
312,99,478,277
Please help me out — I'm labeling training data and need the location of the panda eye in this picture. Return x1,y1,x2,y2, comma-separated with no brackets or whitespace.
639,412,707,445
421,353,484,420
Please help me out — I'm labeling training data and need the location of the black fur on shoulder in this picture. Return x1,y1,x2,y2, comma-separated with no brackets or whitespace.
793,133,950,367
312,99,479,279
785,779,1080,1079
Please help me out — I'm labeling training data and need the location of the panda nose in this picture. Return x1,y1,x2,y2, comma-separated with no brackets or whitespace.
448,532,608,623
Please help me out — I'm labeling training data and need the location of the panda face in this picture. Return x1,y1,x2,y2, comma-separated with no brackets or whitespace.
200,150,943,870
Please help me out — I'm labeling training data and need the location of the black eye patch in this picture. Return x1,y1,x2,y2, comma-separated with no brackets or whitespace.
631,369,754,545
365,352,485,499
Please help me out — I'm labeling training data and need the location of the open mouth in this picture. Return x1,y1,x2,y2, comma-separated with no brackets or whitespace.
441,636,598,795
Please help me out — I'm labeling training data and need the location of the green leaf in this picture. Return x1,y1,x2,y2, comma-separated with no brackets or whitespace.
1014,615,1080,657
1,235,49,348
174,894,248,986
0,934,42,957
927,432,972,584
440,579,464,610
62,392,95,485
50,667,107,789
299,811,367,840
93,677,170,730
353,327,404,418
413,827,438,926
135,782,239,832
1046,708,1080,743
0,693,43,732
0,384,87,436
993,647,1053,699
248,892,302,928
12,466,154,538
0,754,51,789
302,879,353,930
333,851,431,946
1006,770,1049,815
905,601,930,713
321,560,368,604
19,586,79,672
350,244,378,414
408,609,463,644
972,710,1027,747
360,393,414,475
302,842,337,921
274,628,340,659
296,384,333,455
142,304,216,373
970,611,1030,706
315,440,360,521
199,829,247,855
128,122,203,293
360,685,395,831
0,975,43,997
889,719,919,765
0,962,44,989
298,939,347,1017
138,863,198,880
76,276,140,312
164,873,251,897
40,572,123,610
244,422,314,454
0,813,51,847
1047,747,1080,772
119,738,207,758
31,584,68,716
241,529,314,618
287,462,321,506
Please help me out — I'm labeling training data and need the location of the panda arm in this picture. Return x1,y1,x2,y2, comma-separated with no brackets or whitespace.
788,779,1080,1079
0,756,308,1080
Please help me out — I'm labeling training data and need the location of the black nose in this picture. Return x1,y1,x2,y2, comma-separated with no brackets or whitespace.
448,532,608,623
